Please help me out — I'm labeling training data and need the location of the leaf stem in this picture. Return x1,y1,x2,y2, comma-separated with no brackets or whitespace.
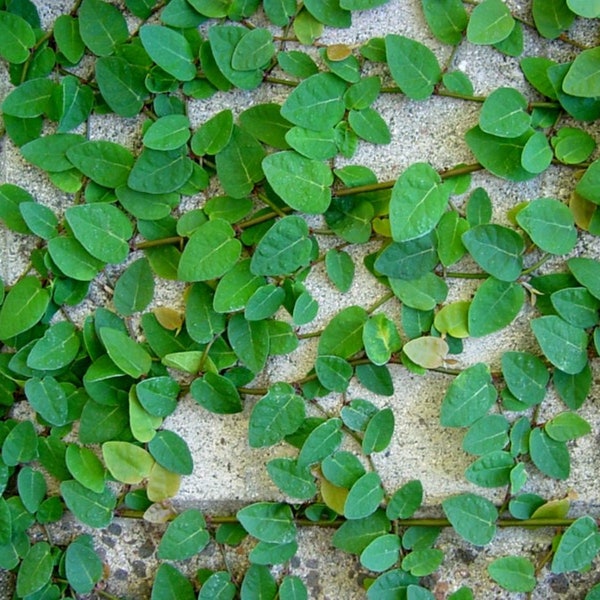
135,236,183,250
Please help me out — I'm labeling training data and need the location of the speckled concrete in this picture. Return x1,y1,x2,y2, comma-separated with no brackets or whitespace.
1,1,600,598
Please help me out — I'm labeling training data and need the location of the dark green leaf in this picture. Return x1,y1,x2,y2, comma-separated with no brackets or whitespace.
140,25,196,81
237,502,296,544
113,258,154,316
78,0,128,56
151,564,195,600
318,305,367,358
468,278,524,337
65,538,104,594
148,430,193,475
297,418,343,467
267,458,316,499
551,516,600,573
16,542,53,597
191,109,233,156
531,316,588,375
462,224,524,281
344,472,384,519
66,140,134,188
2,78,57,118
488,556,536,592
440,363,496,427
158,509,210,560
303,0,351,27
0,276,49,341
389,162,448,242
0,10,35,63
442,493,498,545
467,0,515,44
363,408,395,454
421,0,468,45
96,56,148,117
529,428,570,480
465,450,514,488
385,34,441,100
374,233,438,280
191,372,242,414
128,146,193,194
60,480,116,528
100,327,152,378
332,509,391,554
386,480,423,520
240,564,277,600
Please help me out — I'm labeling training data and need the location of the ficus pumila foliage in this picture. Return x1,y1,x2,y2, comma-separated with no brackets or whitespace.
1,0,600,597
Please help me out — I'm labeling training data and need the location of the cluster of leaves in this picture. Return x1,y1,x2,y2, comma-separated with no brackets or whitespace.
1,0,600,597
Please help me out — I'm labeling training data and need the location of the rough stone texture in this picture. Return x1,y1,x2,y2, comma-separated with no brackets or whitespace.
1,0,600,599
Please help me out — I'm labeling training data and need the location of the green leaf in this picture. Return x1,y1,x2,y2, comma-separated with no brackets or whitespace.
442,493,498,545
386,480,423,521
27,321,80,371
332,509,391,554
178,219,241,282
185,283,226,343
531,316,588,375
521,130,553,174
366,569,419,598
100,327,152,378
360,534,401,572
440,363,496,427
281,72,347,130
143,115,191,151
228,313,269,373
128,146,193,194
516,198,576,255
65,203,132,263
158,509,210,560
479,88,530,138
54,14,85,63
303,0,351,27
0,10,35,63
16,542,53,597
325,196,374,243
102,441,154,484
240,564,277,600
374,233,438,280
78,0,128,56
95,56,147,118
216,125,265,198
65,538,104,594
344,472,384,519
467,0,515,44
140,25,196,81
363,314,401,366
21,133,85,173
462,224,524,281
465,450,514,488
0,183,33,233
213,259,263,314
389,163,448,242
568,257,600,299
19,201,58,240
567,0,600,17
363,408,395,455
67,140,134,188
279,576,308,600
463,415,509,456
191,109,233,156
148,430,192,475
198,572,237,600
402,549,444,577
3,81,55,124
17,467,46,513
298,418,343,467
385,35,441,100
436,211,469,267
249,539,298,565
232,28,274,70
348,108,390,144
322,451,365,488
208,25,263,90
421,0,468,45
66,445,106,493
267,458,316,500
434,301,470,338
468,278,525,337
553,364,591,410
488,556,536,592
546,411,591,442
151,564,195,600
24,376,69,426
113,257,154,316
465,126,537,182
237,502,296,544
532,0,575,39
318,305,367,358
552,127,596,164
251,216,312,276
0,276,49,341
263,151,332,214
529,428,570,480
325,249,355,292
563,47,600,98
60,480,116,528
551,516,600,573
501,351,549,406
315,355,353,392
402,336,448,369
191,372,243,414
551,287,600,328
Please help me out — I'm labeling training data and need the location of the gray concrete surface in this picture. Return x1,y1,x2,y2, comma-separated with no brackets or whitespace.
1,0,600,598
